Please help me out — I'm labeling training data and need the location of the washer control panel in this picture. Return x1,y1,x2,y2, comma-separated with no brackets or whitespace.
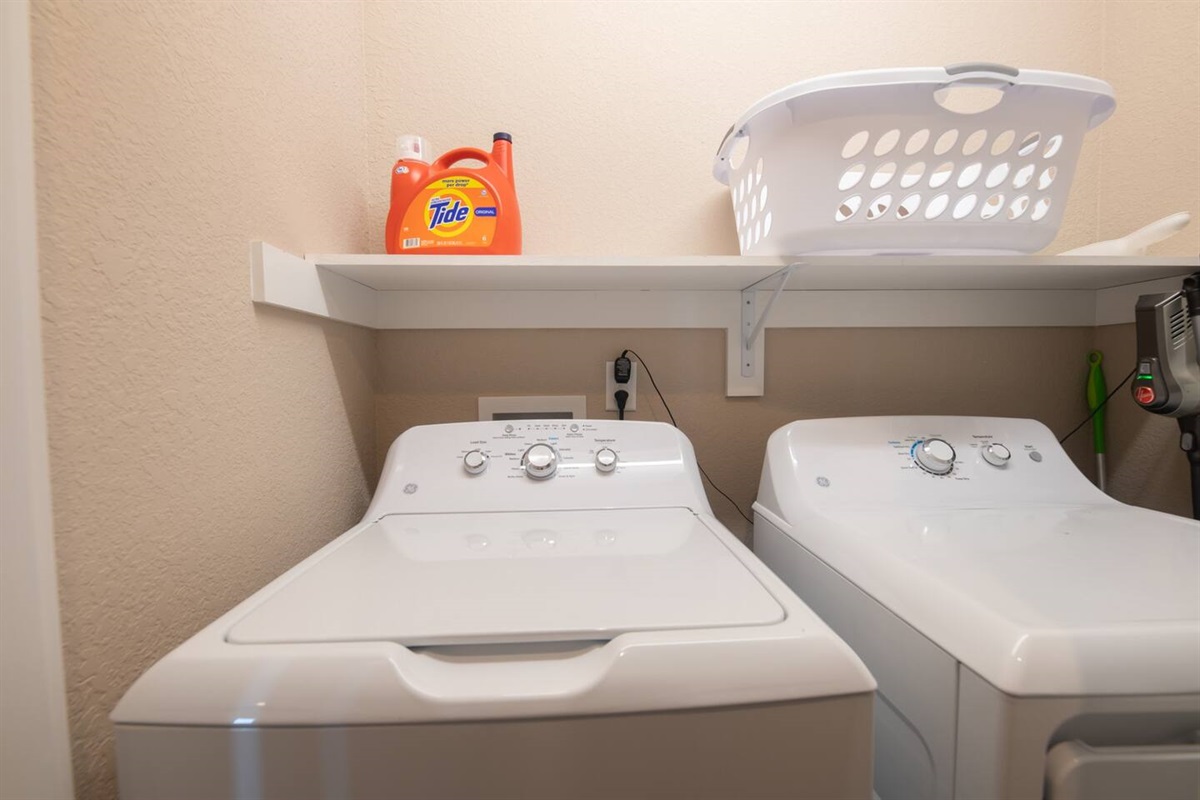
457,421,636,481
369,420,708,516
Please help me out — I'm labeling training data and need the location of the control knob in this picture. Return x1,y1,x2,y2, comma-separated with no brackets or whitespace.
463,449,489,475
595,448,618,473
521,443,559,480
914,438,956,475
981,443,1011,467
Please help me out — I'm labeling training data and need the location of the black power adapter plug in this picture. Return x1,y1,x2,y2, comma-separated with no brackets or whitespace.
614,354,632,420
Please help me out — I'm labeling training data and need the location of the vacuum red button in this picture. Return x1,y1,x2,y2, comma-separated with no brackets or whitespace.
1135,386,1156,404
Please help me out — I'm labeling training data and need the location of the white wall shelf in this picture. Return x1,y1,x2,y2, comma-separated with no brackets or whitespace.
250,242,1197,396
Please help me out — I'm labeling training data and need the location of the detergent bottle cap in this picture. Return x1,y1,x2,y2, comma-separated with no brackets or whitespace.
395,135,429,162
493,132,512,142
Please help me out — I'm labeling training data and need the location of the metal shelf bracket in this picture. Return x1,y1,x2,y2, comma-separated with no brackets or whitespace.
741,263,801,378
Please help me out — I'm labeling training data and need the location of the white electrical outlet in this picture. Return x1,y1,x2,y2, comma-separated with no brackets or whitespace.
604,361,637,412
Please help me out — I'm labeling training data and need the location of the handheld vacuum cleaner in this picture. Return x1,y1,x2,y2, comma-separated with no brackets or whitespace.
1133,272,1200,519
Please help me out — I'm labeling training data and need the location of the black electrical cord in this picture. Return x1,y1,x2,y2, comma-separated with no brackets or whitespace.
619,349,754,525
1058,366,1136,444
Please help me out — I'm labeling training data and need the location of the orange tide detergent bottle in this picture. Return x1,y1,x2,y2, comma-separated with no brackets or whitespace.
385,132,521,255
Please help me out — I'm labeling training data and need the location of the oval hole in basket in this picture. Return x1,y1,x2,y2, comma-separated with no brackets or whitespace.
870,162,897,189
896,193,922,220
729,135,750,170
952,194,978,220
755,157,765,184
905,129,930,155
1012,163,1035,189
764,211,773,237
759,185,769,208
901,162,926,188
1007,195,1030,220
981,193,1005,220
1018,132,1041,157
842,131,869,159
1043,134,1063,159
1031,196,1052,221
865,194,893,220
933,85,1006,114
930,161,954,189
962,129,988,156
835,195,862,222
874,129,901,157
957,162,982,189
991,129,1016,156
839,163,865,191
933,129,959,156
1037,166,1057,191
985,162,1010,189
925,193,950,219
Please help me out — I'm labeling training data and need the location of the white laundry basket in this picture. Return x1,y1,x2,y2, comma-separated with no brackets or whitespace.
713,64,1115,255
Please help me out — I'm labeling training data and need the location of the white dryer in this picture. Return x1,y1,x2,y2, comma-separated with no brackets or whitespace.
114,420,876,800
753,416,1200,800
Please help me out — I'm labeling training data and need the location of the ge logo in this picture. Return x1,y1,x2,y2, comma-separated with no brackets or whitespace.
403,483,418,495
815,476,831,488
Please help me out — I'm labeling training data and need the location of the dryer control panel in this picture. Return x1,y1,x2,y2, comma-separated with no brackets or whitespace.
760,416,1109,513
366,420,712,518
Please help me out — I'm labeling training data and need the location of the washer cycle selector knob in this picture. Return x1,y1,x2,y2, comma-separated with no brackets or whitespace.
521,443,558,480
982,443,1011,467
914,438,956,475
595,448,618,473
463,449,489,475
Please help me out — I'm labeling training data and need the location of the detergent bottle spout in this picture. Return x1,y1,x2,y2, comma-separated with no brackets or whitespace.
492,132,513,178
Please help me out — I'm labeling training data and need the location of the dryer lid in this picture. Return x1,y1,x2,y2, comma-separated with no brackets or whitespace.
787,504,1200,696
227,508,784,647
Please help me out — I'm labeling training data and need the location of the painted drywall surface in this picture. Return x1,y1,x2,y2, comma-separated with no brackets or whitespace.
377,327,1106,537
31,2,374,798
1099,1,1200,256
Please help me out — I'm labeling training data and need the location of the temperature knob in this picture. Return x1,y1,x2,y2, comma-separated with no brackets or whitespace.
595,448,618,473
982,443,1011,467
463,449,489,475
914,438,956,475
521,443,558,480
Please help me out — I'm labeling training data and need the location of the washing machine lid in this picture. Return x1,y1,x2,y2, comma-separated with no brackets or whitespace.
227,508,784,646
791,504,1200,696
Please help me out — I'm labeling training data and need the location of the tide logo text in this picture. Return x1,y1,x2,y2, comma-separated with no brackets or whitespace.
427,197,471,230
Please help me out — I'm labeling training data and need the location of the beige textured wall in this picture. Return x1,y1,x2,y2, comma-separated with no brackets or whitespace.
31,2,375,798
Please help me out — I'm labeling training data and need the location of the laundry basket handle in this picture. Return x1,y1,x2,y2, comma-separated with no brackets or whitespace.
713,123,740,184
944,62,1020,83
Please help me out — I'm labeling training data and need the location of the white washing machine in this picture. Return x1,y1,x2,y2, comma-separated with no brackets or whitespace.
114,420,876,800
753,416,1200,800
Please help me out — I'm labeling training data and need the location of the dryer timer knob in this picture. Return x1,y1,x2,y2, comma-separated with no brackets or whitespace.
914,438,956,475
522,443,559,480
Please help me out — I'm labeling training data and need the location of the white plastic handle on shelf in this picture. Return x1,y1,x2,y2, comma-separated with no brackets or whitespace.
1061,213,1192,256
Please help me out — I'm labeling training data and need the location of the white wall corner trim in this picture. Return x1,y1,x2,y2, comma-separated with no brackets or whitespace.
0,1,76,797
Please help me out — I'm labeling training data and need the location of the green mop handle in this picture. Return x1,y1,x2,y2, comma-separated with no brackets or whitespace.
1086,351,1107,454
